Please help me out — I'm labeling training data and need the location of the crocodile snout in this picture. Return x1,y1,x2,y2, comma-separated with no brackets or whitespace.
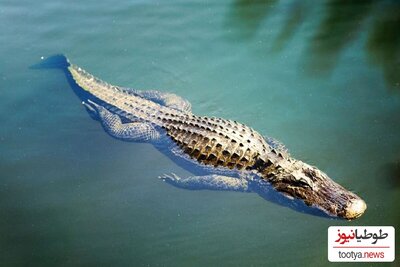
343,198,367,220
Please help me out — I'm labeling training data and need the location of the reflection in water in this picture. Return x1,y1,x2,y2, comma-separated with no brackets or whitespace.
307,0,375,73
271,1,307,52
225,0,277,39
367,3,400,88
226,0,400,89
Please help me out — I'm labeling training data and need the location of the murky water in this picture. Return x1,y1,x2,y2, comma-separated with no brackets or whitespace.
1,0,399,266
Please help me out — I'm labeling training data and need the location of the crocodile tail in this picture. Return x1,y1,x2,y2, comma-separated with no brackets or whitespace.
30,54,70,69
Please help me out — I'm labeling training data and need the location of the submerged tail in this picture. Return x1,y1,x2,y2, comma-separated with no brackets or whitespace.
30,54,70,69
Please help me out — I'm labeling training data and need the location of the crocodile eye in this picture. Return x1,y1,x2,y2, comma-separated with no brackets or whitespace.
296,178,314,189
286,175,313,189
303,167,318,181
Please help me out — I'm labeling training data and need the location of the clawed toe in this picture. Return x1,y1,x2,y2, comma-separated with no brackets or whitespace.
87,99,100,107
159,173,181,182
82,100,97,113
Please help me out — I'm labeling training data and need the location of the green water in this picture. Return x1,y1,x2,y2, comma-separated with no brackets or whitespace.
1,0,399,266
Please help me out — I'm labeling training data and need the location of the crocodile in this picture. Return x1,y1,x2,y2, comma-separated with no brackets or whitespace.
37,55,366,220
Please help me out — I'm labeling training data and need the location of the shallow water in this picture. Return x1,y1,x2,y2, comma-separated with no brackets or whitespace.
1,0,399,266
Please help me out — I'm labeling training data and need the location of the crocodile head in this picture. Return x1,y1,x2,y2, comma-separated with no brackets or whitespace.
267,160,366,220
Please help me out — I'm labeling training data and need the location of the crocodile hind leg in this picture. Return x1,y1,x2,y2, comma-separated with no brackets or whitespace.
131,89,192,113
159,173,250,192
83,100,161,142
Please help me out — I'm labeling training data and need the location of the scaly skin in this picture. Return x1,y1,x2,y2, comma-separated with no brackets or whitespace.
69,64,282,169
55,56,366,220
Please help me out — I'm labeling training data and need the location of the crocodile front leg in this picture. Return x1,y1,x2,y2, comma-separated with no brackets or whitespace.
83,100,161,142
159,173,250,192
